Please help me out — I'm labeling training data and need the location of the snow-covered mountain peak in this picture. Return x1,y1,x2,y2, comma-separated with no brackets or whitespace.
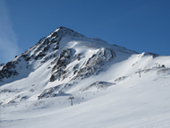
48,26,85,39
1,27,170,128
0,26,139,93
0,26,170,106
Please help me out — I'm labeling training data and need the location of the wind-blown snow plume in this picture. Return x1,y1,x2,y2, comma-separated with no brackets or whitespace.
0,0,20,63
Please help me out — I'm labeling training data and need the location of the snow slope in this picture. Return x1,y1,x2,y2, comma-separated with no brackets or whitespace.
0,27,170,128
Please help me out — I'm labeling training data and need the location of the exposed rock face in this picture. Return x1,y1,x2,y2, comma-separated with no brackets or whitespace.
38,82,74,99
38,84,63,99
50,49,75,81
0,27,84,83
80,81,115,92
0,61,18,82
115,76,126,82
49,47,116,82
20,27,85,64
74,48,116,80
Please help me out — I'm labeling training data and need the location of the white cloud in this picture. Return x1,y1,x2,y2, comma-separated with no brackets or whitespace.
0,0,20,63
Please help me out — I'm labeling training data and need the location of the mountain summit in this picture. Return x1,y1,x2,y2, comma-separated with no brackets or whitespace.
49,26,85,38
1,27,170,128
0,27,137,86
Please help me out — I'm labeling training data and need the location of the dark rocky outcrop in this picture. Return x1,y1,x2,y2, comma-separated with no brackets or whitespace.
73,48,116,80
0,61,19,82
81,81,115,92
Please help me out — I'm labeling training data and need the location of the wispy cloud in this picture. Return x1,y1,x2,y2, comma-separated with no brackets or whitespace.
0,0,20,63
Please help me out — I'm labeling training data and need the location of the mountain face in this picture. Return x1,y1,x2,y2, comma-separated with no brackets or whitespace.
1,27,170,128
0,27,170,103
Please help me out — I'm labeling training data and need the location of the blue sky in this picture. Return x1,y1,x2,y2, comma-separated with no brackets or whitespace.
0,0,170,63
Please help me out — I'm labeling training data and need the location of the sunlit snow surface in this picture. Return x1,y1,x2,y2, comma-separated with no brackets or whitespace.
0,29,170,128
1,55,170,128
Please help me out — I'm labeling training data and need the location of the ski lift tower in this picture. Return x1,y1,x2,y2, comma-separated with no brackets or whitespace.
69,96,74,106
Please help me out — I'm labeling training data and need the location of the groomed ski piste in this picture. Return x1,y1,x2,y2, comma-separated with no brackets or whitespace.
1,27,170,128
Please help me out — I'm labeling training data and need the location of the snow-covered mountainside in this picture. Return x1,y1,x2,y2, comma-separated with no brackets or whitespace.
1,27,170,128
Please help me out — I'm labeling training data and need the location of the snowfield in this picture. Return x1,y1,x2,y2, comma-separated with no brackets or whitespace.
1,72,170,128
0,27,170,128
